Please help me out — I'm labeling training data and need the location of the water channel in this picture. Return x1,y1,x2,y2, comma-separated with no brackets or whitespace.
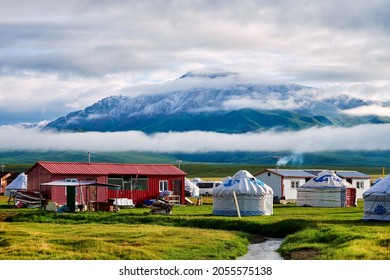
237,238,284,260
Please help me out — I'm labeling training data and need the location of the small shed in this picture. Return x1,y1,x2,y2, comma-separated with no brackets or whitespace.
296,170,357,207
40,180,121,212
26,161,186,206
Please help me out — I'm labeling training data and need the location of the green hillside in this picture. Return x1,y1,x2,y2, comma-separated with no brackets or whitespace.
1,150,388,176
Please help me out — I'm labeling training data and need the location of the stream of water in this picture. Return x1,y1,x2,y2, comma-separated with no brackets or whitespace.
237,238,284,260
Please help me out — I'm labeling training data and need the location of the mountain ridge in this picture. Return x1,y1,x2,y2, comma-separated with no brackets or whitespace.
42,72,389,133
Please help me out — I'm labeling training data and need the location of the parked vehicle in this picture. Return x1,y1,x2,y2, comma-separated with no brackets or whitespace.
196,181,222,196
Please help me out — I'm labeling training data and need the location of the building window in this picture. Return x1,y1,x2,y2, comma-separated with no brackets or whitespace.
132,177,148,191
122,176,132,190
64,178,78,195
108,176,148,191
159,180,168,192
291,181,300,188
107,177,123,190
356,181,365,189
65,178,78,182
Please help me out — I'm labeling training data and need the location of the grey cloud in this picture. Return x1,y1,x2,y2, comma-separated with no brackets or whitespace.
1,0,390,123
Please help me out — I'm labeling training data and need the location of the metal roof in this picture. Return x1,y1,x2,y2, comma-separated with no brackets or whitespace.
257,169,370,179
268,169,315,178
40,180,122,189
298,169,370,179
334,171,371,179
28,161,186,176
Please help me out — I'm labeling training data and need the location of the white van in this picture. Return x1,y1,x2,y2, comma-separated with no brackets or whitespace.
196,181,222,196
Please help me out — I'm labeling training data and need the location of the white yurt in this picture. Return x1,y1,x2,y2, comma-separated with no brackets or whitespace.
296,170,356,207
4,173,28,196
185,178,199,197
213,170,273,216
372,177,383,186
363,174,390,221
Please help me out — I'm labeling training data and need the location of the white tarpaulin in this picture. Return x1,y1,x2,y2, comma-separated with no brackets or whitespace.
363,174,390,221
213,170,273,216
4,173,27,196
297,170,354,207
185,178,199,197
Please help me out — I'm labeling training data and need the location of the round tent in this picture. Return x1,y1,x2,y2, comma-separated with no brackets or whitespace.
372,177,383,186
213,170,273,216
4,173,27,196
363,174,390,221
297,170,356,207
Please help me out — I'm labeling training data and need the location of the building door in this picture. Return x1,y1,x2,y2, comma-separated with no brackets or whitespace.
346,188,357,207
173,180,182,196
66,186,76,212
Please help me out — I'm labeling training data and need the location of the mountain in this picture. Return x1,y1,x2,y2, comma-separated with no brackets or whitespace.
43,70,390,133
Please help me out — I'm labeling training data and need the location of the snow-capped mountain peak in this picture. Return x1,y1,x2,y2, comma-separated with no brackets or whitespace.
42,71,389,133
179,68,237,79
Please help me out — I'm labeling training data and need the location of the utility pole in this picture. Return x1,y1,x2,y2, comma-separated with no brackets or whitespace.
176,160,182,170
0,164,4,172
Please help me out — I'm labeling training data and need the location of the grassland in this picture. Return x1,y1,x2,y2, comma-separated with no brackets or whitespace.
0,196,389,260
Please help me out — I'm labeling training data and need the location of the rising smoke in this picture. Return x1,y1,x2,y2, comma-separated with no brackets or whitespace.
276,154,304,166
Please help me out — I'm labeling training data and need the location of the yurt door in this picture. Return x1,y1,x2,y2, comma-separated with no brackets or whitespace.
346,188,357,207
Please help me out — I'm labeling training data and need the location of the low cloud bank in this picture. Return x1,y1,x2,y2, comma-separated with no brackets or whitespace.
343,105,390,117
1,123,390,153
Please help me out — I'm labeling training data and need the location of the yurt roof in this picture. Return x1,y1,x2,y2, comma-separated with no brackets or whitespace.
363,174,390,198
213,170,273,197
372,177,383,185
299,170,353,189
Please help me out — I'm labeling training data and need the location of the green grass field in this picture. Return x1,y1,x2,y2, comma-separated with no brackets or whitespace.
0,196,389,260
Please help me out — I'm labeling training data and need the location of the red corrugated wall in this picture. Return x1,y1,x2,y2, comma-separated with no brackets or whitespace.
47,175,107,205
27,167,108,206
27,162,185,206
107,175,185,205
27,164,53,193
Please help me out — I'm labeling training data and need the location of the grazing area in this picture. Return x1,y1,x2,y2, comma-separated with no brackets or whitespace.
0,196,389,260
0,222,248,260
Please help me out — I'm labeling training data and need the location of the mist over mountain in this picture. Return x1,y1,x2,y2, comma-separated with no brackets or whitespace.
42,70,389,134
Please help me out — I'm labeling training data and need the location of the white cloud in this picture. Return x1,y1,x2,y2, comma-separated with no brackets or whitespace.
85,114,108,121
343,105,390,117
1,124,390,153
65,102,82,110
222,96,302,111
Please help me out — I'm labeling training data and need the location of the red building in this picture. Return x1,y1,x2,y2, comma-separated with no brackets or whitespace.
26,161,186,206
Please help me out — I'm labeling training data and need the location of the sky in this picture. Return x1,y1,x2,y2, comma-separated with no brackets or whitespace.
1,0,390,154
